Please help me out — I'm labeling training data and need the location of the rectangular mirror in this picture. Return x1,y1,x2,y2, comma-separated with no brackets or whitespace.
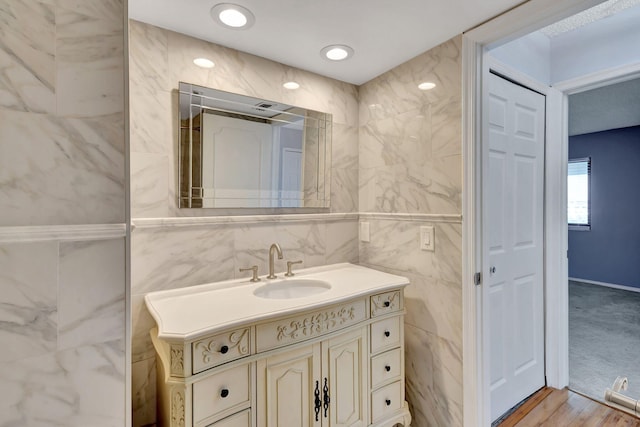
179,82,332,208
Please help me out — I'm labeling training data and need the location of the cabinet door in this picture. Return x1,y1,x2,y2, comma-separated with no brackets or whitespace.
257,343,322,427
325,328,367,427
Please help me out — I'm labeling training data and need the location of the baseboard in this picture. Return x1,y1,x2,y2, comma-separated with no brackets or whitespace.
569,277,640,293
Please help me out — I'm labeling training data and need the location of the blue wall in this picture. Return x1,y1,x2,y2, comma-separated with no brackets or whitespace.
568,126,640,288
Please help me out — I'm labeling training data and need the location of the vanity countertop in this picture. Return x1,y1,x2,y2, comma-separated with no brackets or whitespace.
145,263,409,341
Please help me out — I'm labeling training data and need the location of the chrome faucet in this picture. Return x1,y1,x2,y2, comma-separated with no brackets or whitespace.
267,243,283,279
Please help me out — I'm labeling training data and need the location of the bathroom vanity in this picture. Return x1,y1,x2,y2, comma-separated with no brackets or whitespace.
146,263,412,427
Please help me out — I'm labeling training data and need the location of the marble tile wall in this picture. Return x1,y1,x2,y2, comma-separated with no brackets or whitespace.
358,36,464,427
0,238,126,426
128,19,361,426
0,0,127,425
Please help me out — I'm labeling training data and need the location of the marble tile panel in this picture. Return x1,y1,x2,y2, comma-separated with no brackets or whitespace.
431,98,462,159
405,325,463,427
276,222,326,268
325,220,359,265
331,122,358,170
0,110,125,225
359,220,461,283
131,152,169,219
359,36,462,126
129,20,170,96
0,241,57,363
361,161,461,214
359,106,432,170
357,166,374,213
56,0,124,117
331,167,358,213
131,225,235,295
0,339,125,427
58,238,125,351
0,0,55,113
403,273,462,345
131,293,158,363
129,89,172,155
132,357,157,427
404,324,434,427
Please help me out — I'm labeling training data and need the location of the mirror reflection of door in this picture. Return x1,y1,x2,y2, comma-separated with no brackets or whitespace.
202,113,272,207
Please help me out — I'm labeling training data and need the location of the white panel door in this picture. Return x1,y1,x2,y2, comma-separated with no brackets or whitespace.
484,72,545,421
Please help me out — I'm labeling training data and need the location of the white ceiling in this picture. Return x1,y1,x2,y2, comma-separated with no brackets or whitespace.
129,0,525,85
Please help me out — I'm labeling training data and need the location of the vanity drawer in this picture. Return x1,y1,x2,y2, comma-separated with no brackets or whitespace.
371,381,402,423
370,316,401,354
370,290,401,317
193,363,250,424
371,348,402,389
193,328,251,374
256,298,367,352
206,409,251,427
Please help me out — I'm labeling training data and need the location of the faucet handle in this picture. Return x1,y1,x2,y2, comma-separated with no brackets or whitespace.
285,260,303,277
239,265,260,282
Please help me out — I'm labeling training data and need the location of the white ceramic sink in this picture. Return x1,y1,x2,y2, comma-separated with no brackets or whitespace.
253,279,331,299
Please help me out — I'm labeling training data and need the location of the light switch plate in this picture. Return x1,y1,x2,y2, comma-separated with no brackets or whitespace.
420,226,435,251
360,221,370,243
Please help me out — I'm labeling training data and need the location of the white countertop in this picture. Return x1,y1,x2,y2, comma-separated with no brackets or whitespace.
145,263,409,342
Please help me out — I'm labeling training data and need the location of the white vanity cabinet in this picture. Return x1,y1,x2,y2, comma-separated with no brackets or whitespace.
146,263,412,427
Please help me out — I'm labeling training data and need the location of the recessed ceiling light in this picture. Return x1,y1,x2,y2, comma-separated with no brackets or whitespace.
193,58,215,68
283,81,300,90
211,3,255,29
418,82,436,90
321,45,354,61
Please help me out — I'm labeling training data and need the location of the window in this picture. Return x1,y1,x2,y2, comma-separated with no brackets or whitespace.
568,158,591,230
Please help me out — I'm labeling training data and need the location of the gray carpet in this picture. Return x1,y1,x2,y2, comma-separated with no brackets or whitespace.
569,280,640,402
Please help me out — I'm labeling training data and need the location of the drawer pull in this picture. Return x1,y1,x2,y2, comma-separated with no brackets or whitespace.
385,365,391,372
384,301,390,307
220,388,229,398
384,330,390,337
385,399,391,406
220,345,229,354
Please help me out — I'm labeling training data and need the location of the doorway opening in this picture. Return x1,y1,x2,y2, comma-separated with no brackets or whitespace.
464,0,640,424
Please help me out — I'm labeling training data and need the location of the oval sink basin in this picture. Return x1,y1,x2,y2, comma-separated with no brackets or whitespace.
253,279,331,299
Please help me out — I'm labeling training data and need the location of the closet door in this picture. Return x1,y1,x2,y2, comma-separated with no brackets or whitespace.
484,71,546,421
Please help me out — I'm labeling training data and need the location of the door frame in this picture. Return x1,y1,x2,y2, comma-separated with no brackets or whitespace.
461,0,607,425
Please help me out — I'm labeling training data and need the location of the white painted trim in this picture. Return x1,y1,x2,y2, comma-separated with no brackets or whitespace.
358,213,462,223
569,277,640,293
552,62,640,94
462,33,483,427
543,88,569,389
0,224,127,243
132,213,358,229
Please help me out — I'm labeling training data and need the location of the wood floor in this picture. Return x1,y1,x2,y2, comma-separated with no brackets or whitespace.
498,387,640,426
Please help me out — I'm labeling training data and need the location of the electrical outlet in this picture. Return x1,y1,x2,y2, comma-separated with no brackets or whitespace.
420,226,435,251
360,221,370,243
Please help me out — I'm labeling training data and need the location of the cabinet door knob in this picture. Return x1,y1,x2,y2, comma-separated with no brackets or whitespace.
385,365,391,372
384,330,390,337
384,301,390,307
220,388,229,398
220,345,229,354
385,399,391,406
